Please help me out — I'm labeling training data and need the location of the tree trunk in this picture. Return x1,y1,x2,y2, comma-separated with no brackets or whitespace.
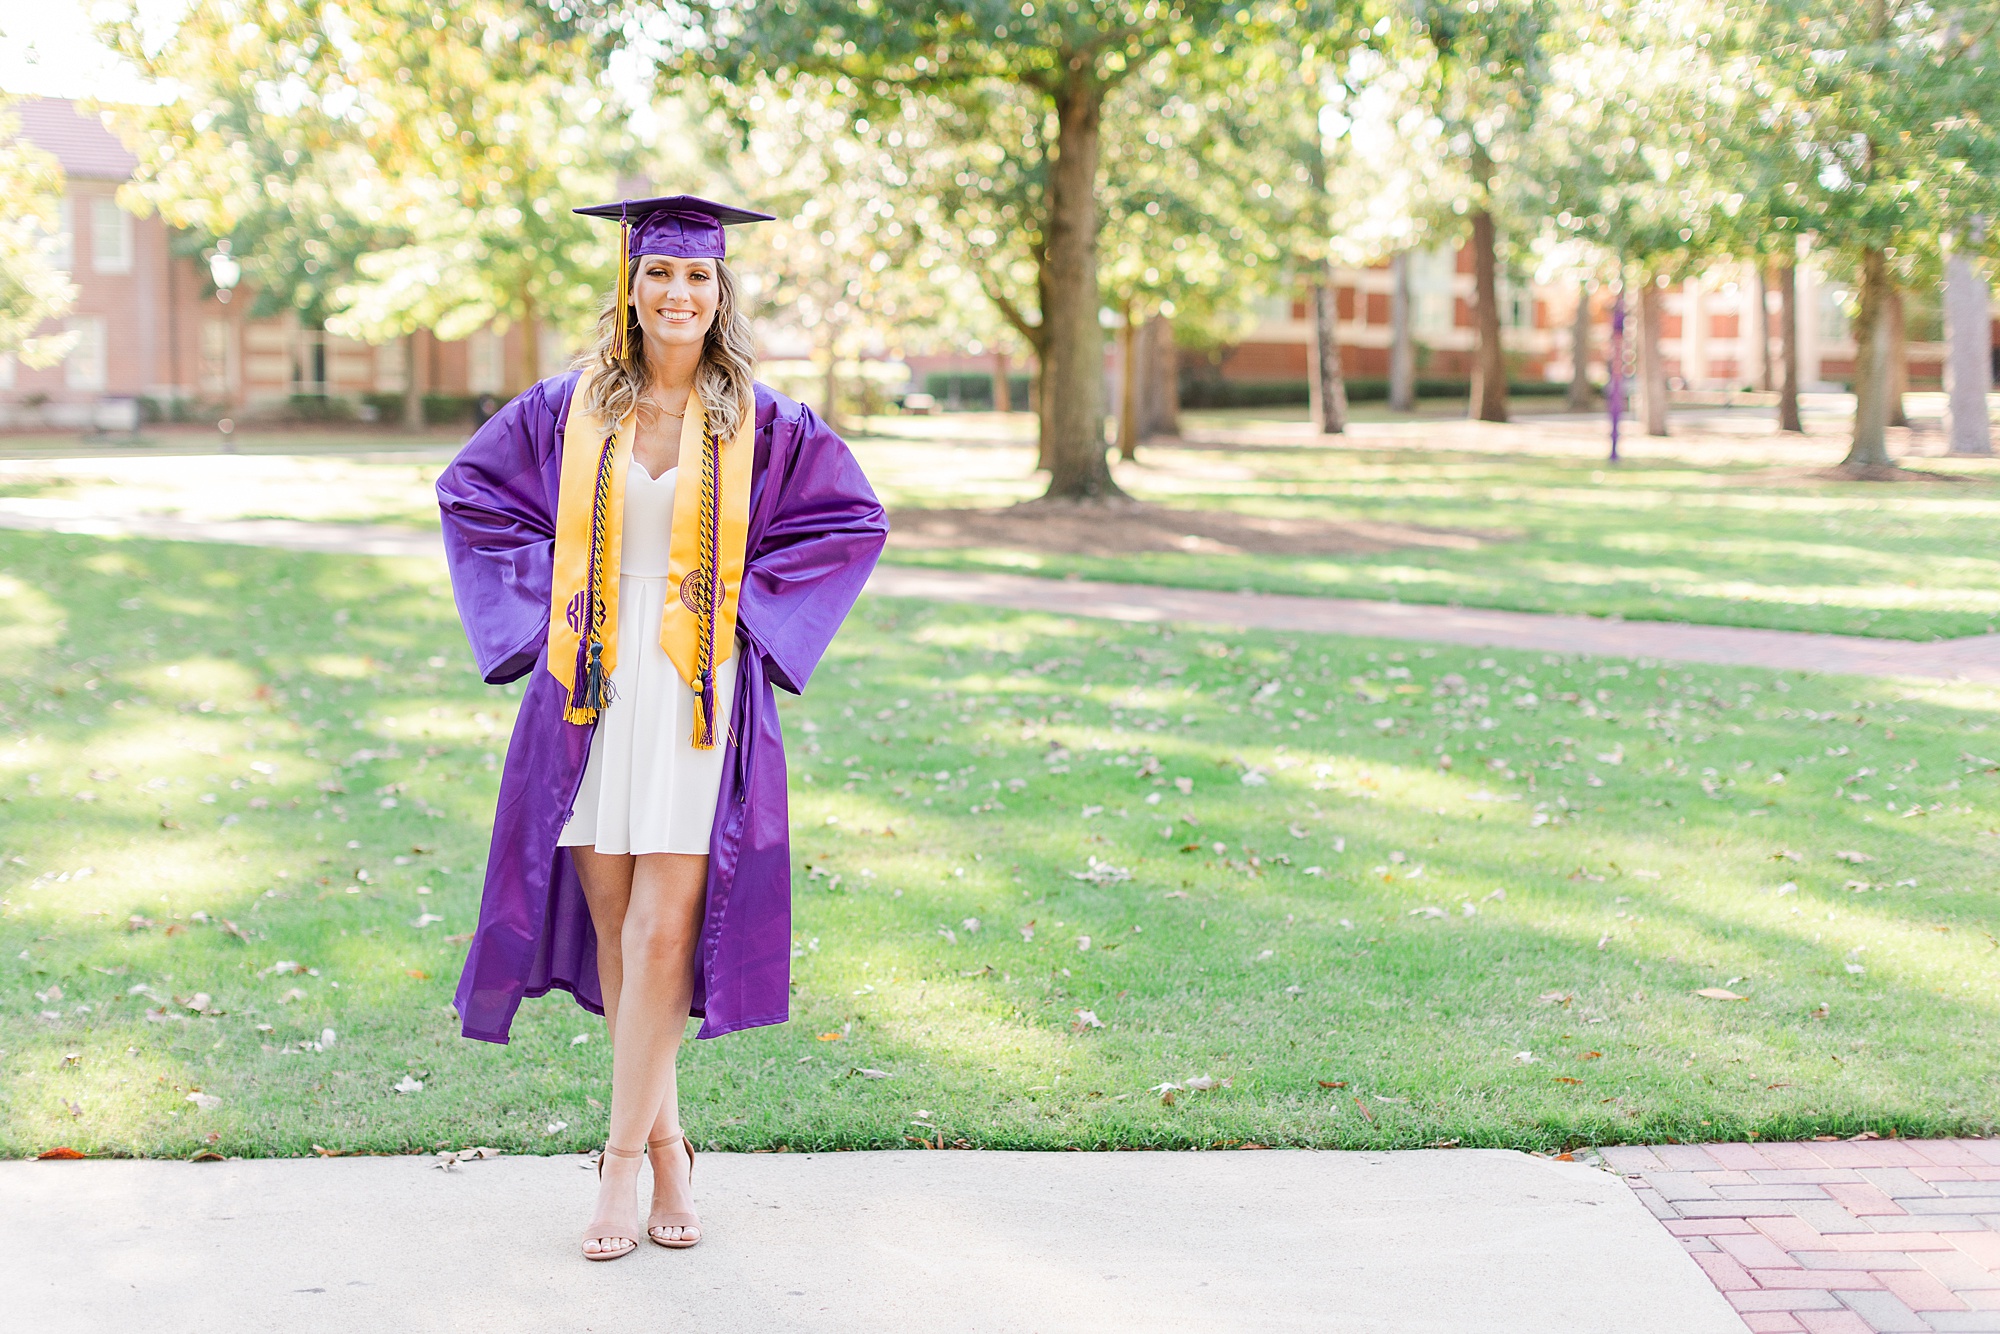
1143,314,1179,438
1775,262,1803,432
1118,304,1140,461
1035,355,1052,470
1308,269,1348,435
1944,248,1995,456
1040,77,1118,500
1843,246,1894,469
991,348,1011,413
1566,281,1594,411
1637,276,1669,437
820,324,843,432
1755,267,1773,392
1468,153,1509,423
1886,284,1909,427
402,332,425,430
1389,251,1416,412
512,288,540,393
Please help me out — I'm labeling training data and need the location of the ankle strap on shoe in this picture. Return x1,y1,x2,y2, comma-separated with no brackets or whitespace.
646,1133,684,1150
602,1143,645,1160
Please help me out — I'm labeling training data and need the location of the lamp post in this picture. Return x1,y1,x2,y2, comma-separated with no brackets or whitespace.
1607,283,1627,464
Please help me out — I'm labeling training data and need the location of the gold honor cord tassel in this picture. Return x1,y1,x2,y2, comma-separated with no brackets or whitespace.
564,429,620,725
689,420,723,749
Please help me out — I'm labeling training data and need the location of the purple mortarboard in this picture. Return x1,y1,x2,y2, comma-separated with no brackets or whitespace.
574,194,775,262
576,195,775,357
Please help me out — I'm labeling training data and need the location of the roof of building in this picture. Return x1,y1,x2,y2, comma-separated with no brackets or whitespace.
7,96,139,181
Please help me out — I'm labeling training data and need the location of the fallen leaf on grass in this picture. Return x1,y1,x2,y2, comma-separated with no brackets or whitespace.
1694,988,1750,1001
852,1068,894,1080
1579,1051,1603,1060
1553,1076,1583,1085
185,1092,221,1111
1353,1098,1375,1123
1834,850,1873,864
1537,991,1574,1006
37,1146,84,1160
392,1076,424,1094
817,1032,843,1042
1071,1008,1105,1030
1184,1075,1229,1091
444,932,475,944
1317,1080,1348,1089
544,1120,567,1135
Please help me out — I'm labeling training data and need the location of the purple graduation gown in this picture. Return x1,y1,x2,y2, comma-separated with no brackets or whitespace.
436,372,886,1043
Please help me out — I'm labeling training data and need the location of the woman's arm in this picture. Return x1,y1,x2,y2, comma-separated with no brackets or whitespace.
435,377,573,684
735,398,889,695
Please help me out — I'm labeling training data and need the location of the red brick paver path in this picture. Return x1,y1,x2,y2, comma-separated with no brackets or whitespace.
1606,1140,2000,1332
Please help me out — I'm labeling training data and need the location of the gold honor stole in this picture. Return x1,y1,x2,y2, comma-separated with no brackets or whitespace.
547,373,753,747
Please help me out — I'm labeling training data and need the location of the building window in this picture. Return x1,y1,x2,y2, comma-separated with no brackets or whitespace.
468,329,504,394
539,326,572,377
1497,278,1535,330
1819,286,1851,342
199,319,233,397
91,198,133,275
65,316,108,391
1407,246,1458,336
293,328,328,394
54,198,74,272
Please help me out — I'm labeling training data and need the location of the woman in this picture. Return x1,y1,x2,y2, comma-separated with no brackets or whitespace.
436,195,887,1261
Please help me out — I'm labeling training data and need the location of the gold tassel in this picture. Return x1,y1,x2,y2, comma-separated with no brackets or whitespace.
563,429,620,724
611,219,632,361
689,420,722,749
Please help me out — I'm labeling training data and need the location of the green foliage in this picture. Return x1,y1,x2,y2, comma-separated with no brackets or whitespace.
1176,378,1572,407
923,372,1034,408
106,0,635,368
0,97,77,367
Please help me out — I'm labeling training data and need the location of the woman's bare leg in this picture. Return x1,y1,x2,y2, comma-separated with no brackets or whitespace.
571,846,639,1258
572,847,706,1251
614,852,705,1241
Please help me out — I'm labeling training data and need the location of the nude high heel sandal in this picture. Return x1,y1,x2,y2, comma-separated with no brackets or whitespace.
582,1144,644,1261
646,1133,702,1249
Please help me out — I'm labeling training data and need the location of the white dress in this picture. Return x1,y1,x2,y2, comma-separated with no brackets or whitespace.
557,460,738,856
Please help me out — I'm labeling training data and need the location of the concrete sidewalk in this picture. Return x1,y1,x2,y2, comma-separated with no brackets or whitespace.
1,1148,1743,1334
2,499,1990,684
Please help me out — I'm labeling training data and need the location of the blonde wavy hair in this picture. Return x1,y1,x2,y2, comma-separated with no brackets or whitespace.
577,255,756,442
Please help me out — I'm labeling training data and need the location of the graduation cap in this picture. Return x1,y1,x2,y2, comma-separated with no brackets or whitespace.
576,194,775,357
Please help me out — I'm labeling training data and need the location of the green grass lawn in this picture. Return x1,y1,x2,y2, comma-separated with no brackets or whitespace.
2,528,1997,1161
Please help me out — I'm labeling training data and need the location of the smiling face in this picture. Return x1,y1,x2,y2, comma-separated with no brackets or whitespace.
630,253,720,356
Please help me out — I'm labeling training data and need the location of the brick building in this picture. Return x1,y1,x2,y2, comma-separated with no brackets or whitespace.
1,98,545,429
